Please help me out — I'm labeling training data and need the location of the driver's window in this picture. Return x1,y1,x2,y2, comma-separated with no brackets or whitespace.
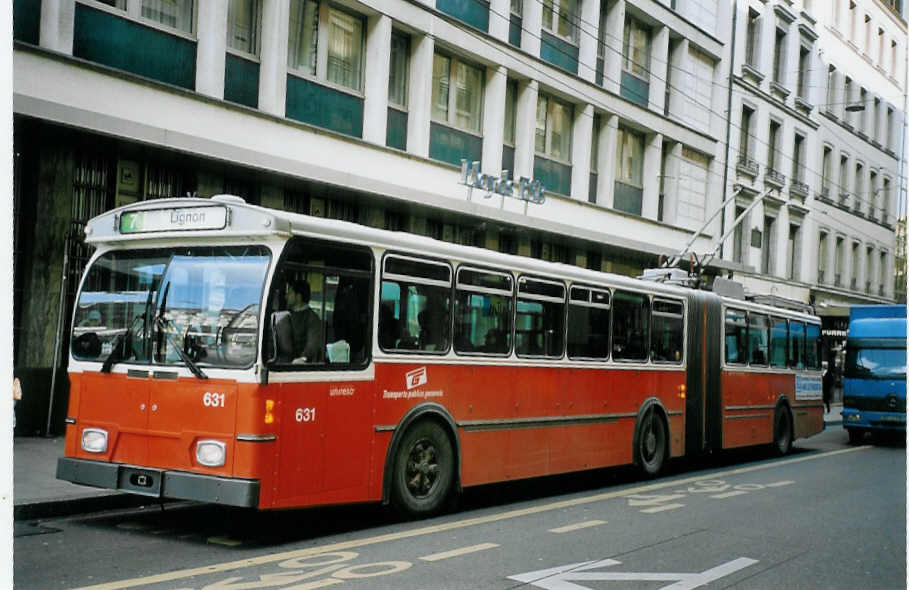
267,238,373,370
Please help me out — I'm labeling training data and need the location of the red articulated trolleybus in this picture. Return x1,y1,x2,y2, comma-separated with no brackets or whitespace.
58,196,825,516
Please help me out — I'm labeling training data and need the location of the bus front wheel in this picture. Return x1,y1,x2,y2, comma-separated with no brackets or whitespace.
846,428,865,445
391,420,454,517
772,406,793,456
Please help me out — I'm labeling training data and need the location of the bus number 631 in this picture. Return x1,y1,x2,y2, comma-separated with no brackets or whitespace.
296,408,316,422
203,392,226,408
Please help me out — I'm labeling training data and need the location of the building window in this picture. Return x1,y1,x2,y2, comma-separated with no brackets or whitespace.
835,236,844,286
228,0,260,55
733,206,746,264
288,0,365,92
745,8,761,67
879,252,887,295
788,224,801,281
792,134,805,184
817,231,827,283
388,32,409,108
866,246,874,292
535,93,572,162
504,80,517,146
859,87,867,133
797,45,810,99
623,17,650,80
821,146,832,195
851,242,860,289
854,162,863,211
882,178,891,223
542,0,579,45
886,107,894,149
676,148,708,232
616,126,644,188
826,65,836,113
843,77,853,121
739,105,754,159
869,170,878,218
772,27,787,85
686,48,714,132
839,154,848,198
432,53,483,134
142,0,194,33
767,120,781,173
762,215,776,274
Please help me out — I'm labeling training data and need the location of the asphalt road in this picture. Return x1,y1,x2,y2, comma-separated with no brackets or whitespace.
14,428,906,590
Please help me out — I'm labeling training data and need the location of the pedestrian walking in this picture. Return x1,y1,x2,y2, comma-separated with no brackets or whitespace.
822,362,834,414
13,377,22,429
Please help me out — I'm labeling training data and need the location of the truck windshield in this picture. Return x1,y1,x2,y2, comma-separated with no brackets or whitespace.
71,246,271,369
845,347,907,380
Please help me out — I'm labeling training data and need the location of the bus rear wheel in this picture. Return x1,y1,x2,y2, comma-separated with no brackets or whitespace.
637,407,667,477
772,406,793,456
391,421,454,518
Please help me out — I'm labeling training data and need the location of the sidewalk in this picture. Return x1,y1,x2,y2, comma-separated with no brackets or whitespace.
12,404,847,521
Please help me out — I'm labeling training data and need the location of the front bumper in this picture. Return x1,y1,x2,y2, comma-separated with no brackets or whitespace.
57,458,259,508
841,408,906,431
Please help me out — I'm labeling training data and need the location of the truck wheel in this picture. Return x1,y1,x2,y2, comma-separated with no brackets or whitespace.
391,421,454,517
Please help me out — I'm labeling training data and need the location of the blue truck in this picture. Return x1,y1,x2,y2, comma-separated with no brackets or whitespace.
842,305,907,444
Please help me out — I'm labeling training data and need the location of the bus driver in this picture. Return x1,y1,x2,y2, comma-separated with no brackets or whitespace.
285,279,323,363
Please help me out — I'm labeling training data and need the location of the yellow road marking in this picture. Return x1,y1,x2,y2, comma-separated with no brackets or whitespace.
72,446,869,590
549,520,606,533
419,542,499,562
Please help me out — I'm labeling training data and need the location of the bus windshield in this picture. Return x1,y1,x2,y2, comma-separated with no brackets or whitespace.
845,346,907,380
71,246,271,369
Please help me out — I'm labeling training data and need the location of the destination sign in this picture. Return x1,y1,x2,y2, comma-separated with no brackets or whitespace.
119,206,228,234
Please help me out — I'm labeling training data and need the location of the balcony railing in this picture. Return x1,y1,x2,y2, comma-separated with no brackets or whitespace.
765,168,786,188
790,179,809,198
819,186,832,202
818,269,825,283
839,191,851,207
737,156,759,177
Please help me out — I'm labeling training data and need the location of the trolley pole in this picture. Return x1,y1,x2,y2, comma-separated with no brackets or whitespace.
46,247,69,437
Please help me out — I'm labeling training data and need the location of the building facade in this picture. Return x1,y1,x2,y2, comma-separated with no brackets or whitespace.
11,0,905,433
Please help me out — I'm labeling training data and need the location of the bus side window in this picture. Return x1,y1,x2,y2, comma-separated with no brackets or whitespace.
724,309,747,364
612,290,649,361
567,287,610,360
267,238,373,369
805,323,821,369
516,277,565,359
651,298,683,363
789,320,805,369
769,317,788,368
380,255,451,354
454,268,513,356
747,313,769,365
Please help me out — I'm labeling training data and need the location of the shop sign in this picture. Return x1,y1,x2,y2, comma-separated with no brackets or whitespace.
460,160,545,205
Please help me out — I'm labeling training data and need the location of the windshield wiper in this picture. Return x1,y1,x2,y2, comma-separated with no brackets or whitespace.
100,328,130,373
155,282,208,380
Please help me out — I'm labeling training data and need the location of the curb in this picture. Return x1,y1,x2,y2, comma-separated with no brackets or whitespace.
14,494,159,522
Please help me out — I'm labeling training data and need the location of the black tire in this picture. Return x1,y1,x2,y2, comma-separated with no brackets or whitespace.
391,421,455,517
636,407,667,477
772,405,793,456
847,427,865,445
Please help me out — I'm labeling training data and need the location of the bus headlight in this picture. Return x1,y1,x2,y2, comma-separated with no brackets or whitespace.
195,440,226,467
81,428,108,453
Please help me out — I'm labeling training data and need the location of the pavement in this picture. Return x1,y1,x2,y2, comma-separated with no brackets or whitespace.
12,403,846,522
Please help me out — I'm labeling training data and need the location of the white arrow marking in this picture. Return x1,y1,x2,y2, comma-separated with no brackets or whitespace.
507,557,759,590
710,491,749,499
627,494,687,506
640,503,686,513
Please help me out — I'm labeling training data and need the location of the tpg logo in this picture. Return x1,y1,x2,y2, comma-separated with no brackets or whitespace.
405,367,427,390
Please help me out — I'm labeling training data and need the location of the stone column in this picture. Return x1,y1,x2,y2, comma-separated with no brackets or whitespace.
522,0,543,58
570,104,594,200
759,5,775,92
773,205,789,278
363,14,392,145
667,38,689,119
259,0,291,117
482,66,508,174
407,34,435,159
661,141,682,226
489,0,510,42
650,25,669,113
514,79,539,181
195,0,228,99
603,0,625,94
578,0,601,84
641,133,663,219
40,0,74,54
595,114,619,208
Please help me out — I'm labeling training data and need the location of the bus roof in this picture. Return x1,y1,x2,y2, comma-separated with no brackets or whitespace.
85,196,820,324
849,305,907,321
